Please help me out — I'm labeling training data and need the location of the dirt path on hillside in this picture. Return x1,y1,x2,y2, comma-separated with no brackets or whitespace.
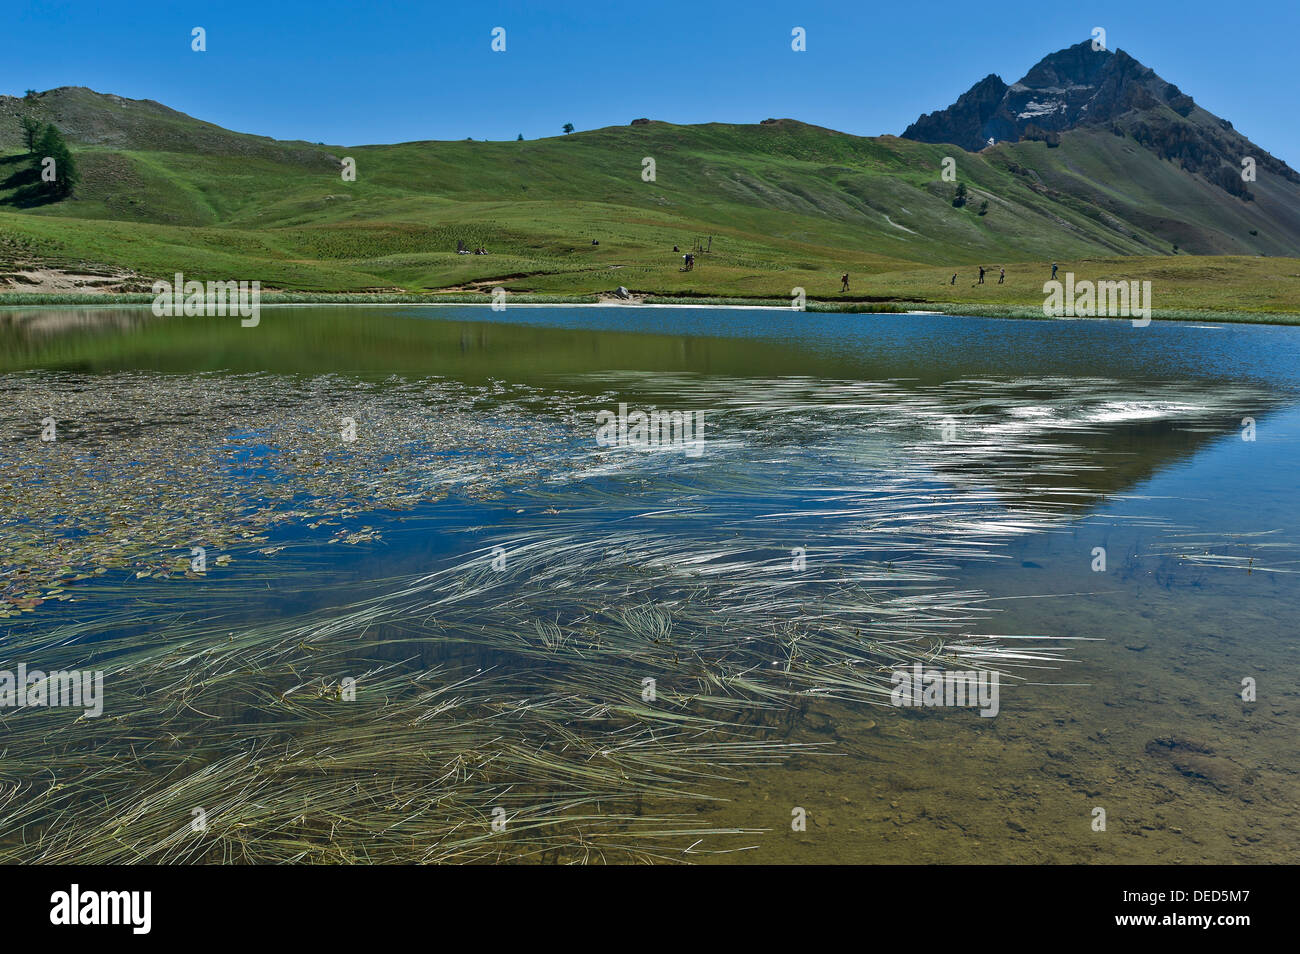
0,263,151,294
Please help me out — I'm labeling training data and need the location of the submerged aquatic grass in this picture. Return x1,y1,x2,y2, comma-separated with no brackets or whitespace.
0,365,1280,862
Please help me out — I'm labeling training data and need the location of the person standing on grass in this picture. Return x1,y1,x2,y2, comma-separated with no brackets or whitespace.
978,266,986,284
1051,262,1059,280
841,273,850,293
998,267,1005,284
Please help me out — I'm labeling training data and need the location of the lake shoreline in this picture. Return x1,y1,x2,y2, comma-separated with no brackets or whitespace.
2,292,1298,326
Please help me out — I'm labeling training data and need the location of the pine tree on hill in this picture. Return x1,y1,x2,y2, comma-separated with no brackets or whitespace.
34,124,79,198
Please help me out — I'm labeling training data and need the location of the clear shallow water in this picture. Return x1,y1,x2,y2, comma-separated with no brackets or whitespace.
1,305,1296,863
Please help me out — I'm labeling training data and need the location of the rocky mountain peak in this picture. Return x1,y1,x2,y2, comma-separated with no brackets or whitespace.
903,40,1196,150
900,40,1298,196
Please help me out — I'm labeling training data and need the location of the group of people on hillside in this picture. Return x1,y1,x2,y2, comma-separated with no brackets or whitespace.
966,265,1005,284
946,265,1025,286
834,263,1064,296
657,249,1058,295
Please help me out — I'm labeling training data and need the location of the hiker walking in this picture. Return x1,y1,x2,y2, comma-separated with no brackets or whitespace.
998,267,1005,284
978,266,986,284
841,273,850,293
950,273,957,285
1051,262,1059,280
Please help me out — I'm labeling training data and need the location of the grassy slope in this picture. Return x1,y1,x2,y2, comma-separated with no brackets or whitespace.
1,89,1298,314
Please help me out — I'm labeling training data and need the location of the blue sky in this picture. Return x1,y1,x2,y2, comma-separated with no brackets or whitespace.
5,0,1299,164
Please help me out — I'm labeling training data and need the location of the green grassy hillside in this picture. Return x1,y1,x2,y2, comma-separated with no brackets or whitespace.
1,88,1298,312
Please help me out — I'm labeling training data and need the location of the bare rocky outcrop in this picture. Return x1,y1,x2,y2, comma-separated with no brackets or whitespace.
902,40,1300,196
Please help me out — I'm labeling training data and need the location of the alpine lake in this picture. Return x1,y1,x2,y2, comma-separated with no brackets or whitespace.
1,303,1296,864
